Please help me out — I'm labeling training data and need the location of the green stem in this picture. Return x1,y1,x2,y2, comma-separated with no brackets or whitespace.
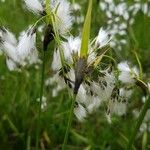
127,95,150,150
62,94,76,150
35,51,46,150
26,135,31,150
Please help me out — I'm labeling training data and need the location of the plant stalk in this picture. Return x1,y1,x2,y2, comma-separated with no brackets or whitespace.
35,51,46,150
62,94,76,150
127,95,150,150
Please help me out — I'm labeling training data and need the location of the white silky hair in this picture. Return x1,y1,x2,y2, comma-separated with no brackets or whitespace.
0,26,39,71
74,103,87,122
62,36,81,63
95,27,111,48
52,0,73,35
118,61,139,84
24,0,44,14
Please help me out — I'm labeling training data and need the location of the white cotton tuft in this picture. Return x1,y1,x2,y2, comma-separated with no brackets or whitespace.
74,103,87,122
148,83,150,93
17,27,37,65
118,61,139,84
72,3,81,11
86,96,101,114
106,113,112,124
113,101,127,116
51,49,61,71
24,0,44,14
62,36,81,63
0,27,17,46
37,96,47,110
27,49,40,65
1,41,18,62
52,0,73,35
45,73,66,97
0,26,39,71
6,58,18,71
96,28,111,48
119,88,132,99
76,84,87,104
91,71,115,102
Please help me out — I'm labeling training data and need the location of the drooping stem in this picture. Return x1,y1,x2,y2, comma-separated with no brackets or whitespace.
127,95,150,150
62,94,76,150
35,51,46,150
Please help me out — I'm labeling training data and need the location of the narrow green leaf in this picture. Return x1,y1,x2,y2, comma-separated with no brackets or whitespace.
71,130,89,144
46,0,51,23
80,0,92,58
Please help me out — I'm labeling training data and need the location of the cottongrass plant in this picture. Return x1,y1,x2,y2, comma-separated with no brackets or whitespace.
0,26,39,71
1,0,73,149
46,0,150,149
0,0,150,149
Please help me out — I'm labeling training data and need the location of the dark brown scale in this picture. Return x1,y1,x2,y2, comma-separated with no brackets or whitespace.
111,87,119,101
58,64,70,77
40,10,46,16
43,24,54,51
122,99,127,103
100,84,105,90
0,26,6,33
117,98,121,103
102,80,107,87
0,37,2,43
106,108,110,115
74,58,87,95
74,101,79,108
99,80,107,90
27,27,36,36
64,76,73,89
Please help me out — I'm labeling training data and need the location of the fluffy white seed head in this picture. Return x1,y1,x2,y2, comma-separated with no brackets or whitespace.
86,96,101,114
51,49,61,71
76,84,87,104
118,61,139,84
113,101,127,116
148,83,150,93
24,0,44,14
96,28,111,48
45,73,67,97
119,88,132,99
1,41,18,62
62,36,81,63
17,27,37,65
0,27,17,46
74,103,87,122
37,96,47,110
52,0,73,35
6,58,18,71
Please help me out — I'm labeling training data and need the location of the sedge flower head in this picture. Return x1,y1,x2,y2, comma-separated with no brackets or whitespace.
62,36,81,63
24,0,44,15
96,27,111,48
118,61,139,84
17,27,38,65
51,0,73,36
74,102,87,122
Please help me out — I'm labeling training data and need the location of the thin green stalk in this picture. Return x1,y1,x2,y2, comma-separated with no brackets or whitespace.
134,51,143,78
127,95,150,150
35,51,46,150
26,135,31,150
62,95,76,150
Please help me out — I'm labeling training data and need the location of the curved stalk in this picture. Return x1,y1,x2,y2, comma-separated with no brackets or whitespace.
62,94,76,150
35,51,46,150
127,95,150,150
